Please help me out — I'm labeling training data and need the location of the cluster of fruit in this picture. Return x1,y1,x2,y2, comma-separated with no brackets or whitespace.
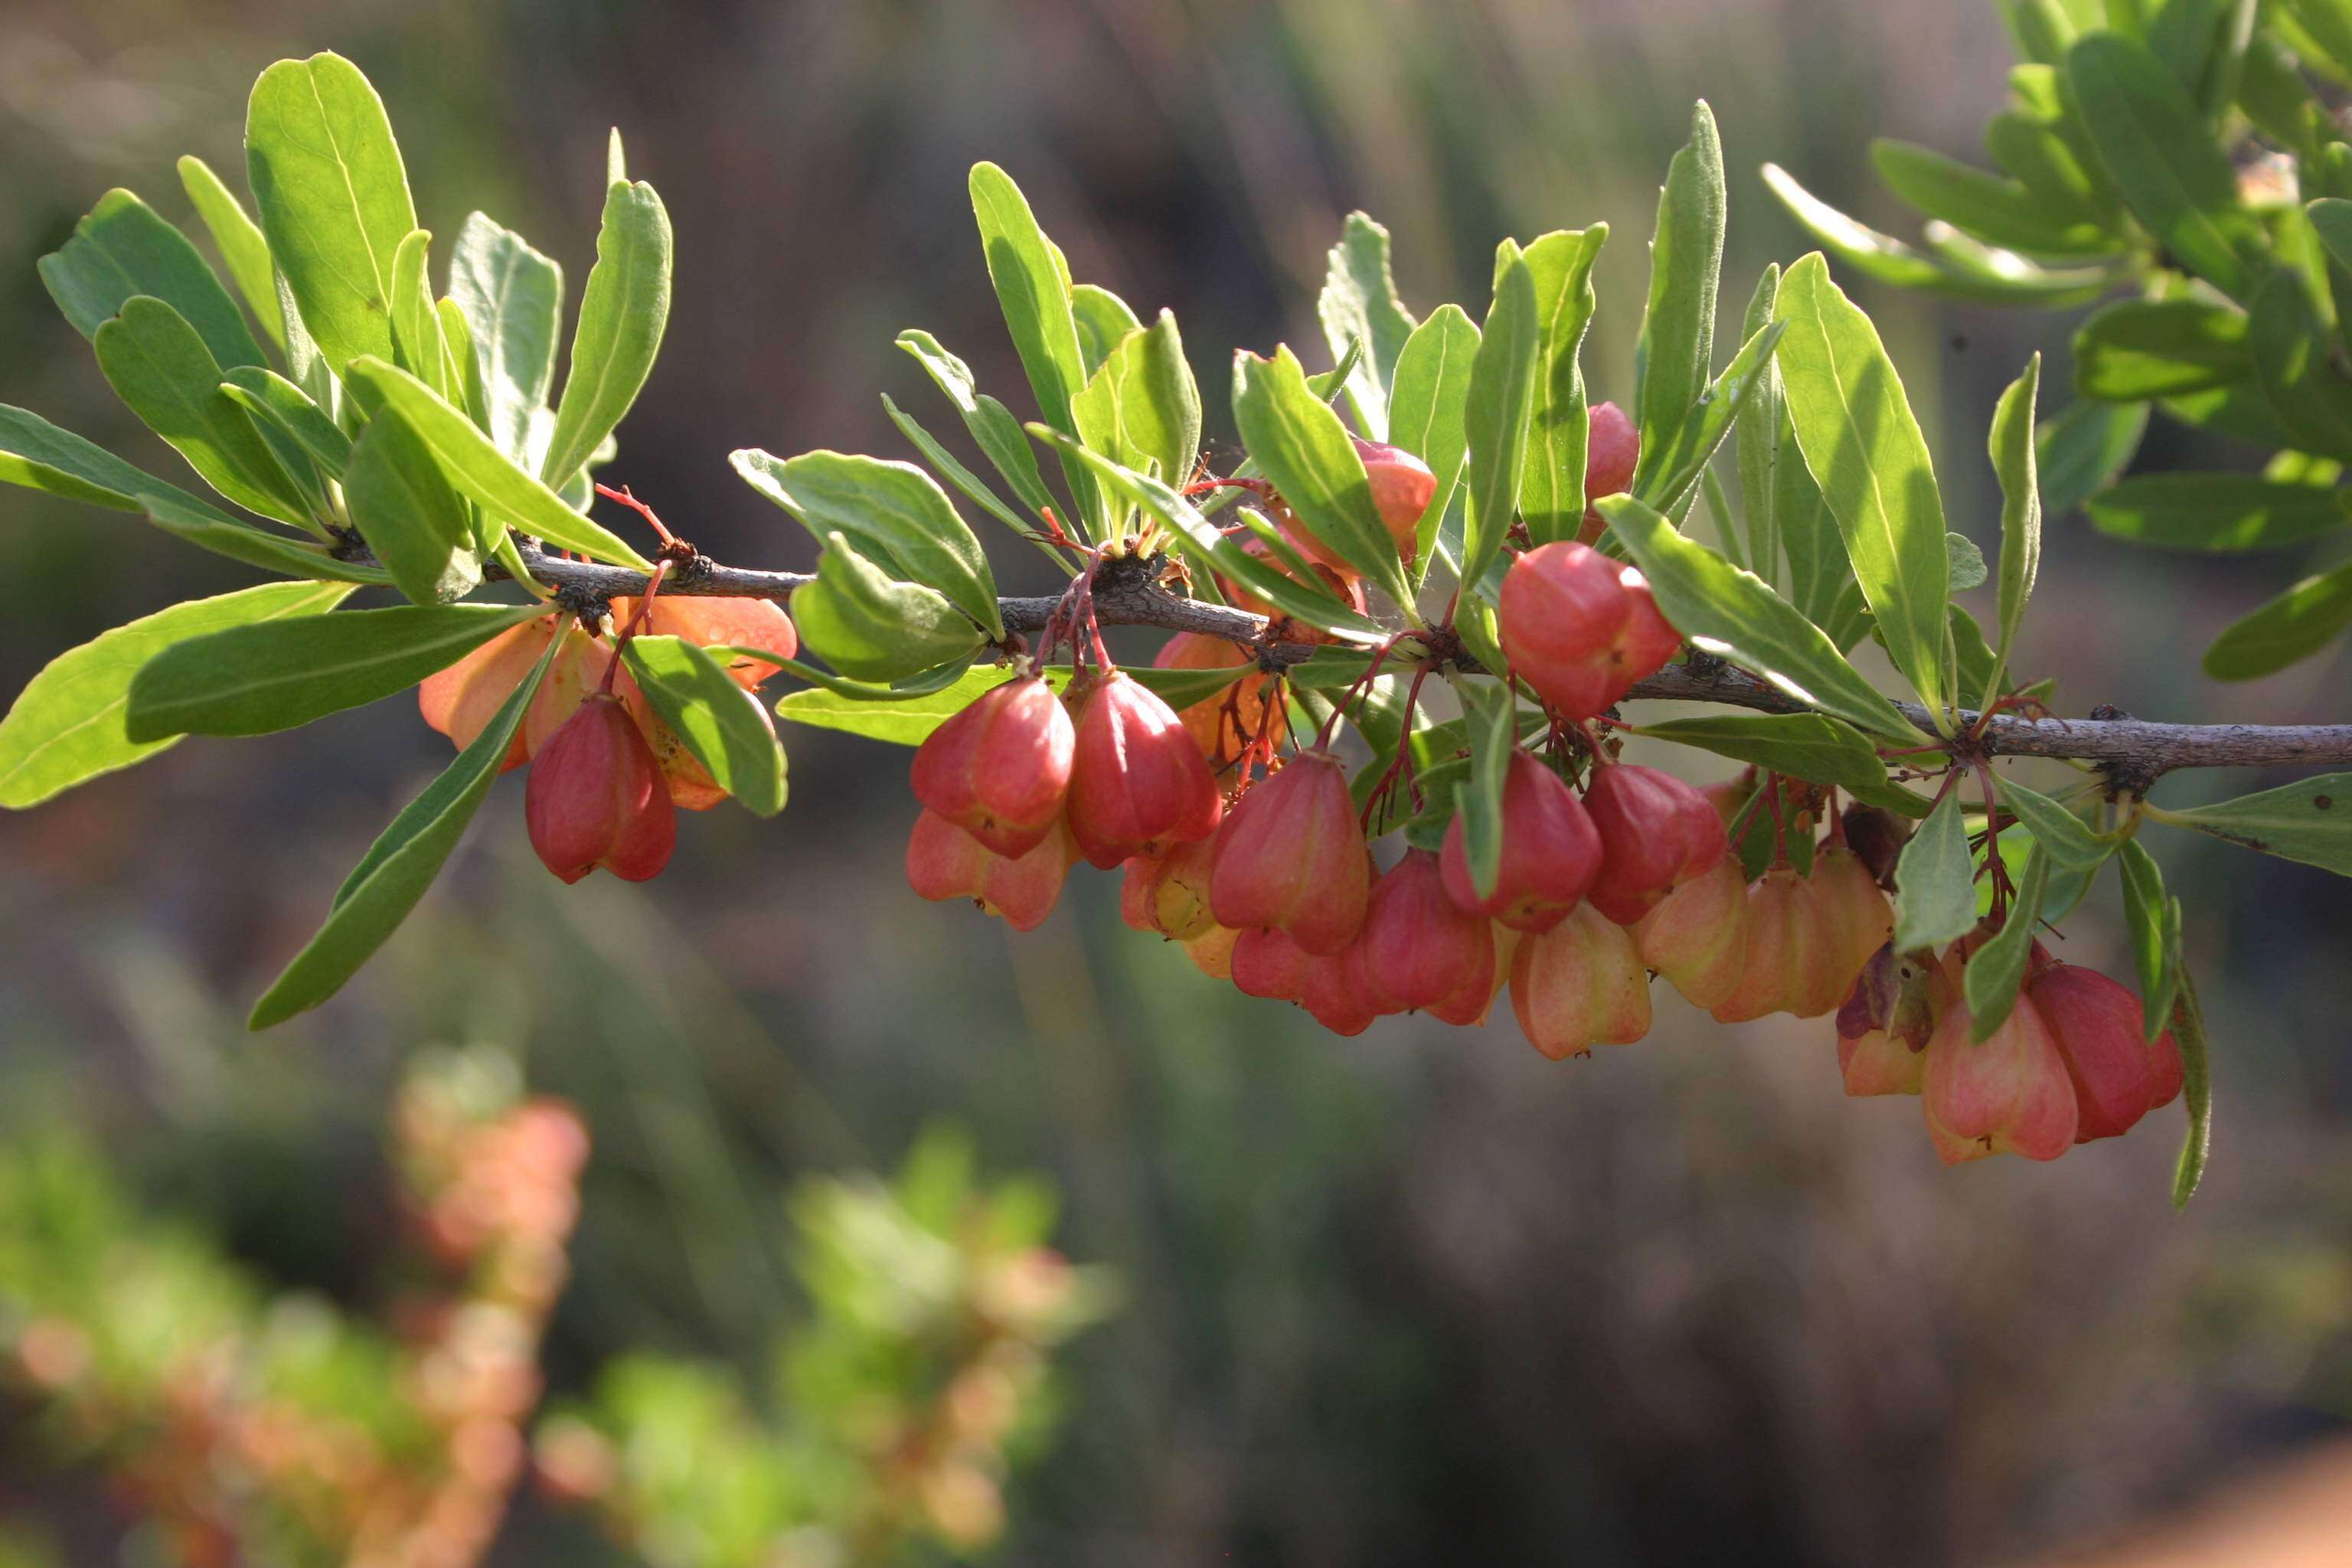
419,596,800,883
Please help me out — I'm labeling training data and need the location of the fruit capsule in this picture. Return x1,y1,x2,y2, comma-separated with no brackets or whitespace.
524,693,676,884
1633,853,1749,1011
1573,400,1639,545
1921,947,2077,1164
1351,437,1439,562
1351,849,1494,1014
1509,902,1652,1059
910,674,1074,858
1154,632,1285,761
1584,764,1726,925
1438,751,1603,933
1208,752,1370,955
2026,959,2184,1143
1063,671,1223,868
1498,541,1680,720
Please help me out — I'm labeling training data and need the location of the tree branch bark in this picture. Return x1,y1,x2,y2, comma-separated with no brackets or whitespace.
488,546,2352,781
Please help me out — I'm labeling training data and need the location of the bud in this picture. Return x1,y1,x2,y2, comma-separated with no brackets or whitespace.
1231,926,1312,1002
1351,438,1438,561
1438,751,1603,932
1208,752,1370,954
420,615,557,771
1583,764,1726,924
910,675,1074,857
1509,902,1653,1059
1574,400,1639,544
1803,845,1895,1016
609,594,799,688
524,693,676,884
1708,867,1811,1023
2025,960,2185,1143
1154,632,1284,760
1350,849,1495,1014
1633,854,1749,1011
1921,949,2078,1163
904,809,1074,932
1498,542,1681,720
1181,923,1242,982
1119,836,1217,942
1063,671,1223,868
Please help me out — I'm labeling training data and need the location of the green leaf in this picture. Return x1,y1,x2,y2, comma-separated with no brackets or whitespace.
1632,318,1785,518
1988,355,2043,706
248,636,555,1031
2200,559,2352,678
2038,397,2148,518
2169,972,2211,1207
1071,311,1200,490
1870,139,2119,257
1031,429,1387,644
729,449,1002,639
776,664,1021,743
1461,247,1540,597
1761,163,2118,306
2159,769,2352,874
0,402,224,516
1631,710,1890,795
0,581,351,809
175,155,282,351
2118,837,2183,1040
1442,681,1514,900
895,330,1058,521
220,366,351,479
1965,849,2050,1042
387,228,450,400
1893,789,1978,952
622,635,787,816
245,51,420,372
2246,269,2352,465
1985,103,2125,231
342,405,479,604
1999,0,2082,67
2072,299,2249,400
39,188,266,371
1596,493,1916,743
1230,346,1410,604
2284,0,2352,82
1997,774,2114,869
1774,380,1872,652
541,179,671,493
447,212,562,462
2066,33,2265,298
342,358,651,568
969,162,1099,534
1070,283,1142,377
1736,266,1785,593
2086,473,2349,550
880,394,1057,564
124,603,543,741
1387,304,1480,577
1317,213,1417,441
95,296,312,527
1515,227,1607,545
789,537,988,681
1774,253,1954,718
1634,103,1726,489
138,491,389,583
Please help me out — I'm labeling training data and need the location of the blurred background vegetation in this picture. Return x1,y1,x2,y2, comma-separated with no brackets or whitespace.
2,1,2350,1563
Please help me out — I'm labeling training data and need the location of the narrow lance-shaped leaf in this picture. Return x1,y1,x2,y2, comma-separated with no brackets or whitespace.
1459,247,1540,596
1631,318,1785,518
790,535,986,681
2118,838,2183,1042
1456,681,1517,900
1070,283,1142,377
2246,269,2352,465
2038,398,2148,518
95,296,314,528
1630,711,1890,795
622,635,787,817
880,394,1063,568
2200,560,2352,680
2086,474,2350,551
1996,773,2112,871
2158,771,2352,874
220,367,351,479
1965,848,2050,1043
245,51,420,372
342,405,480,605
1072,311,1200,490
896,329,1059,520
1597,493,1916,743
969,162,1099,535
1985,354,2042,706
388,228,451,400
1867,138,2119,257
1735,265,1784,592
1387,304,1480,580
124,603,546,742
541,179,671,493
175,155,283,350
247,636,560,1031
1893,789,1978,952
1517,227,1607,546
1318,212,1418,442
40,188,266,371
1773,253,1954,720
2070,299,2249,400
1230,346,1412,606
2170,972,2212,1208
1632,101,1726,491
0,582,352,809
447,212,564,462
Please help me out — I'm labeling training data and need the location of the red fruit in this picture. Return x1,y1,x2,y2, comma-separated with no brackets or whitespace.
1633,854,1749,1011
1182,924,1241,981
1805,846,1895,1015
610,594,799,688
521,623,615,758
1708,867,1811,1023
420,615,557,772
1426,924,1510,1026
1154,633,1285,760
1208,752,1370,954
1351,438,1438,560
1498,542,1680,720
910,675,1074,858
1298,949,1382,1037
1583,764,1726,925
1574,400,1639,544
1063,672,1223,868
1231,926,1312,1001
1509,903,1652,1059
2026,960,2184,1143
1921,948,2077,1164
524,693,676,884
1350,849,1495,1014
1119,837,1217,942
1439,751,1603,933
904,809,1074,932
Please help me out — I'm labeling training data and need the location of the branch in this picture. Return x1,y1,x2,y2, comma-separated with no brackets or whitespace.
488,547,2352,781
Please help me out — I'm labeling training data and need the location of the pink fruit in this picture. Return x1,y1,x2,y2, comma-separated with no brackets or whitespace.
1207,751,1369,955
1350,849,1494,1014
524,693,676,884
1438,751,1603,933
1351,437,1439,561
1508,902,1653,1059
1583,764,1726,925
1633,853,1749,1011
1498,541,1680,720
910,674,1074,858
1063,671,1223,868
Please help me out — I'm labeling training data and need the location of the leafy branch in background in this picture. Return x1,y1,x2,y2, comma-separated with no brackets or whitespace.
0,45,2347,1210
